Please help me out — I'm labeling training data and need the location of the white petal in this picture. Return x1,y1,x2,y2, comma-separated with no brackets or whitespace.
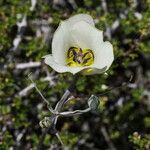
70,21,103,49
43,55,88,74
93,41,114,70
52,14,95,65
66,14,95,27
52,21,69,65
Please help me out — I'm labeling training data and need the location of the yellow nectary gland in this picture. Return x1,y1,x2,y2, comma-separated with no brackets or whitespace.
66,47,94,67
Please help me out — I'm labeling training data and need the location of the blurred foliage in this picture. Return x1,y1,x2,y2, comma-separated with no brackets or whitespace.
129,132,150,150
0,0,150,149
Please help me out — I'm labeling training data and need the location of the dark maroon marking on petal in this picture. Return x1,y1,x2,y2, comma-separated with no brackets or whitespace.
69,47,76,50
83,57,91,64
72,49,77,56
67,47,77,58
76,59,81,64
88,49,94,59
82,52,89,59
68,49,76,58
73,51,78,62
79,48,82,54
67,49,72,58
67,62,73,66
73,57,76,62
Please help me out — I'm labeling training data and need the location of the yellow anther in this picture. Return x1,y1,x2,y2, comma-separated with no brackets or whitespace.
66,47,94,67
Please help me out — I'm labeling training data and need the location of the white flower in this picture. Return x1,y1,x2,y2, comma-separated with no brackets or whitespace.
43,14,114,75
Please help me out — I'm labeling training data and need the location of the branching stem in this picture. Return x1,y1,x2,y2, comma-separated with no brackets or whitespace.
28,73,55,113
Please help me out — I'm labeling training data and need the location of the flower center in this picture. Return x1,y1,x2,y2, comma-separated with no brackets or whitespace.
66,47,94,67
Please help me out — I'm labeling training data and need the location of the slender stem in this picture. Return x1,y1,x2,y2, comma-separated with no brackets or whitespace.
53,90,71,126
53,74,79,125
28,73,55,113
55,132,65,147
51,74,79,146
54,74,79,112
54,90,71,111
64,96,75,105
57,108,91,117
32,74,79,148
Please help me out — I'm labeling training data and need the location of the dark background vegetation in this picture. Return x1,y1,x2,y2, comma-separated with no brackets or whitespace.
0,0,150,149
